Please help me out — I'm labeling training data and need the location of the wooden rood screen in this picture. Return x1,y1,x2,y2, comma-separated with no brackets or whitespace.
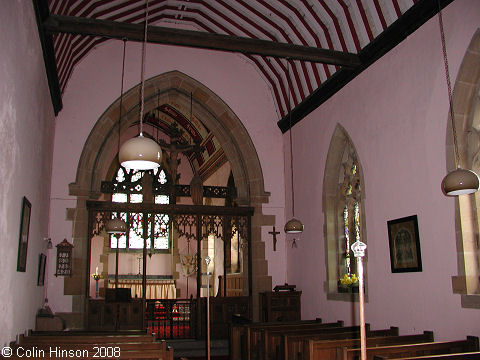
86,201,253,338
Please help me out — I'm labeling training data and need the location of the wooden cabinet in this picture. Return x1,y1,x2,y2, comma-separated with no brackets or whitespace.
260,291,301,322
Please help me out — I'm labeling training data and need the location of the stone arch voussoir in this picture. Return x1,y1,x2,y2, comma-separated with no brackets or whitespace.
448,29,480,307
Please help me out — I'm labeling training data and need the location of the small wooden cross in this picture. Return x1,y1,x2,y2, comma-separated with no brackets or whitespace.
268,226,280,251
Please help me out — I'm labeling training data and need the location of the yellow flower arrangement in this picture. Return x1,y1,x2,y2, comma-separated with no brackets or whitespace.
340,273,358,285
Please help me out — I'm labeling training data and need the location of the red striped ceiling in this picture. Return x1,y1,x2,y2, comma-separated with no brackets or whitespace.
48,0,417,119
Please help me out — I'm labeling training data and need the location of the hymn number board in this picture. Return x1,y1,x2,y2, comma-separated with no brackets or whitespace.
55,239,73,277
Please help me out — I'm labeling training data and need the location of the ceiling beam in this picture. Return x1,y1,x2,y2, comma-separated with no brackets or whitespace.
278,0,456,132
42,14,361,68
33,0,62,115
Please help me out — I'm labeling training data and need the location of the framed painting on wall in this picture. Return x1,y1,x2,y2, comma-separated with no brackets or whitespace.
17,196,31,272
387,215,422,273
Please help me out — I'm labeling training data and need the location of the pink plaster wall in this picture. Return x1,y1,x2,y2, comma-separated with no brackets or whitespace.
286,0,480,340
0,1,56,345
49,32,286,312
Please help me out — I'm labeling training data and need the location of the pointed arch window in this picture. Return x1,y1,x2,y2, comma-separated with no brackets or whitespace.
324,125,367,300
110,167,170,251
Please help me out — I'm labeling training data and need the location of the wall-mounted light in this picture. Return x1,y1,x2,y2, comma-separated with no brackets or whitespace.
44,237,53,249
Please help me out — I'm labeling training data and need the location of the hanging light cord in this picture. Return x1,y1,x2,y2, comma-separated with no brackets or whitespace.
288,60,295,217
190,92,193,145
156,92,159,142
437,0,459,168
139,0,149,136
118,39,127,157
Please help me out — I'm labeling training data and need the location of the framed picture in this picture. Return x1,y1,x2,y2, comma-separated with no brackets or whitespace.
17,196,31,272
38,253,46,286
387,215,422,273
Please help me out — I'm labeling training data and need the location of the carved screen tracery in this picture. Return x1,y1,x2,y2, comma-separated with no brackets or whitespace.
87,201,253,300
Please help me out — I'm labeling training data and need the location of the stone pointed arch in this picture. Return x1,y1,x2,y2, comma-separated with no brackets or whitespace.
447,29,480,308
65,71,272,327
322,124,367,301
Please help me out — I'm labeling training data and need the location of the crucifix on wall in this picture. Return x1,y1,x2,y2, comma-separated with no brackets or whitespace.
268,226,280,251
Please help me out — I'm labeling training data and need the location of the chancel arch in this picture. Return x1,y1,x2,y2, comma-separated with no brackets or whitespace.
448,29,480,308
65,70,273,328
323,124,367,301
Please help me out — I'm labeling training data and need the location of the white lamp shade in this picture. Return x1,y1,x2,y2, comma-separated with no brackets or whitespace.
119,134,162,170
284,217,304,233
105,218,127,234
442,168,479,196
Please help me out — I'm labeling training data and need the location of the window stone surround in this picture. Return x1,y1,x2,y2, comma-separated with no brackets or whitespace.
322,124,368,302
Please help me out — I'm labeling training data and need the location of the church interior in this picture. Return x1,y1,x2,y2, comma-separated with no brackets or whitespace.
1,0,480,358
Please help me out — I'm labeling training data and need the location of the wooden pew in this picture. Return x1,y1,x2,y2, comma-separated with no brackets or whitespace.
261,324,403,360
6,345,174,360
29,330,148,335
299,331,433,360
259,322,349,359
251,321,346,360
373,352,480,359
3,348,174,360
18,333,156,344
12,341,166,351
259,324,361,360
341,336,479,360
230,318,327,360
9,333,173,360
270,326,400,360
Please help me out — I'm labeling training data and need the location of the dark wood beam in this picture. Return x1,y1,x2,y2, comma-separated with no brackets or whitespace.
86,200,254,216
43,14,361,68
32,0,62,115
278,0,456,133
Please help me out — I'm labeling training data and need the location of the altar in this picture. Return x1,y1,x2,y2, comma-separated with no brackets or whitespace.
107,275,176,299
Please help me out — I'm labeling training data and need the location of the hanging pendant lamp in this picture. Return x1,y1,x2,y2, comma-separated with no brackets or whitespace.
106,39,128,235
106,217,127,234
442,168,479,196
284,61,304,234
119,0,162,171
438,0,479,196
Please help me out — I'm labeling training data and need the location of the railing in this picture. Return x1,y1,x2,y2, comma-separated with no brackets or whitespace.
146,298,196,339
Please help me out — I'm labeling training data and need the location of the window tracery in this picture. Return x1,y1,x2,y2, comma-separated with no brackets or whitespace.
110,167,170,251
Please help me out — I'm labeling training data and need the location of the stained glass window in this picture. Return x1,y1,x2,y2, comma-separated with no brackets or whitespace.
338,145,362,290
110,167,170,251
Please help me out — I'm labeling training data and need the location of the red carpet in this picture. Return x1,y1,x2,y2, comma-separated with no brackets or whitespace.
147,322,193,339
